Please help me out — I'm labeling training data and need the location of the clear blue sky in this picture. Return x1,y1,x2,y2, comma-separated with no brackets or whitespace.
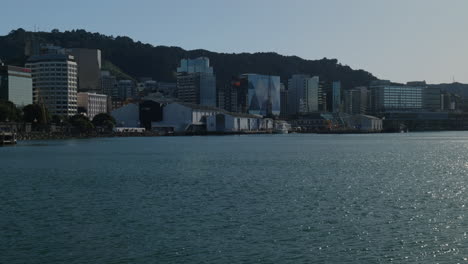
2,0,468,84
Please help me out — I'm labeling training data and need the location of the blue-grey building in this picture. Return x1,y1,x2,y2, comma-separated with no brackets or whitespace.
176,57,216,107
332,81,342,113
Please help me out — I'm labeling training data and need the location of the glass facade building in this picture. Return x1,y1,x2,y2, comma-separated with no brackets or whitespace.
0,66,33,106
332,81,341,113
242,74,280,116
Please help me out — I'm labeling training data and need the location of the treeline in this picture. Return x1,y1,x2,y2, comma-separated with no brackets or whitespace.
0,100,115,133
0,28,377,89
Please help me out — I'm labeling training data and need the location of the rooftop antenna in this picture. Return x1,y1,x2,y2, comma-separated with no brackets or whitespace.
453,76,456,83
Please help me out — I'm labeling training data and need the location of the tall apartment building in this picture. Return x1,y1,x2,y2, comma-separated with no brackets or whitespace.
26,54,78,116
68,48,102,93
176,57,216,106
77,92,108,120
287,75,320,115
0,64,33,106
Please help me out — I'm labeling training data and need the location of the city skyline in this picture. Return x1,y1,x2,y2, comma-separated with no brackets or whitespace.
1,0,468,84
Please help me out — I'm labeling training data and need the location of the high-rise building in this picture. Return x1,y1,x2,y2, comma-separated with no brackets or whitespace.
26,54,78,116
68,49,102,93
287,75,320,115
218,77,248,113
332,81,342,113
176,57,216,106
218,74,280,116
344,87,368,114
77,92,108,120
0,64,33,106
242,74,280,116
280,83,288,118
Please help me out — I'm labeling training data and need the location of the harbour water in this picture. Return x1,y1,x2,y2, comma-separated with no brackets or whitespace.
1,133,468,263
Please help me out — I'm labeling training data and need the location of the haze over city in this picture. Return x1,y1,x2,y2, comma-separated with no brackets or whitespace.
2,0,467,84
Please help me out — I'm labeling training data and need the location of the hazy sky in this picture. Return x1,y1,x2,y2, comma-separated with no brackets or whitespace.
2,0,467,84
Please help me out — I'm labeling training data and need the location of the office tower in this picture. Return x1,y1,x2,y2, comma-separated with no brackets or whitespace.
176,57,216,106
26,54,78,116
287,75,320,115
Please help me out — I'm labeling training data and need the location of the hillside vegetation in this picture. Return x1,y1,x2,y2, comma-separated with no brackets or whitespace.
0,28,377,89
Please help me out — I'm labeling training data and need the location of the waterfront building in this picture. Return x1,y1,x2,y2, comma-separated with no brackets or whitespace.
25,54,78,116
0,64,33,106
68,48,102,93
77,92,108,120
206,112,265,133
111,100,164,130
348,114,383,132
152,102,224,132
287,75,320,115
369,81,441,113
176,57,216,106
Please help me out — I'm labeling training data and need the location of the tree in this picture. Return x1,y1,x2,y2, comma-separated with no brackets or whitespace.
22,103,50,124
92,113,116,131
0,100,21,122
69,114,94,133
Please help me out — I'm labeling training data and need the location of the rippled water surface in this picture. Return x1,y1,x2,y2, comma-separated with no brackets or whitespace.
1,133,468,263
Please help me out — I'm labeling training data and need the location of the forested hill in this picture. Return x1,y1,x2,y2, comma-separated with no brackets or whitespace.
0,28,377,88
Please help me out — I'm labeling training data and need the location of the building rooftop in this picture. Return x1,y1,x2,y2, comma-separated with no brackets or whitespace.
27,54,75,62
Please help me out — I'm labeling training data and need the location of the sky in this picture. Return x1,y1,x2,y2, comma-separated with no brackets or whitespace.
2,0,468,84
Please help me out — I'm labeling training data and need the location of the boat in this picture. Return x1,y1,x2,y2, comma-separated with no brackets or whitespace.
0,132,17,145
274,121,292,134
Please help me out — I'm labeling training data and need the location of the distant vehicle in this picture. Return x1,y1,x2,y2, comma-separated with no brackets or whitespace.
0,132,17,145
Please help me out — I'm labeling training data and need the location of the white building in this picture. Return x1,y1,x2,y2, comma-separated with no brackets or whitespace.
349,114,383,132
288,75,320,115
26,54,78,116
77,92,108,120
152,102,223,132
